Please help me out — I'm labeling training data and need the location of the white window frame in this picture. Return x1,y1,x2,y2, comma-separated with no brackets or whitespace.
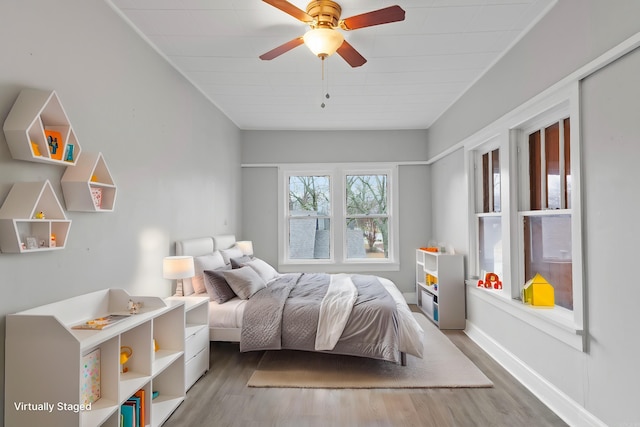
470,138,505,293
278,163,399,273
465,83,585,351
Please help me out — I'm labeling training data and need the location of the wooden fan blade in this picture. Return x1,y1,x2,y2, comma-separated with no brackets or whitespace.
259,37,305,60
340,5,406,30
262,0,313,23
336,40,367,68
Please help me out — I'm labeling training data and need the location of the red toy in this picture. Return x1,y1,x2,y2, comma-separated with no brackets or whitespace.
477,272,502,289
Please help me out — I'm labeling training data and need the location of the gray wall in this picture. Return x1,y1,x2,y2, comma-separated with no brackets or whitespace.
0,1,242,423
241,129,430,295
426,1,640,425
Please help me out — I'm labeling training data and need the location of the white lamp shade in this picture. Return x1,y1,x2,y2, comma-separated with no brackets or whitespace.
236,241,254,256
163,256,195,279
303,28,344,57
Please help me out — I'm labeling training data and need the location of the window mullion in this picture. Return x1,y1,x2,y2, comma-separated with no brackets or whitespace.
488,153,494,213
558,119,566,209
540,127,547,210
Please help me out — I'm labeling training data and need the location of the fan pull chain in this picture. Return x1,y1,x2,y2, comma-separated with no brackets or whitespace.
320,57,330,109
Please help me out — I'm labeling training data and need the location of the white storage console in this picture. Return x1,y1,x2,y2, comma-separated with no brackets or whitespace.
166,296,210,392
415,249,465,329
4,289,186,427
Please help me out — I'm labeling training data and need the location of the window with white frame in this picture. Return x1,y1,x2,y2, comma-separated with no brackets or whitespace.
468,92,584,341
518,116,574,310
474,144,503,281
280,164,398,270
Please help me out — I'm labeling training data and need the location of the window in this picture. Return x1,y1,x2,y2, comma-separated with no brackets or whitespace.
474,146,503,280
345,174,390,259
467,91,584,349
288,174,331,259
280,164,398,271
519,117,573,310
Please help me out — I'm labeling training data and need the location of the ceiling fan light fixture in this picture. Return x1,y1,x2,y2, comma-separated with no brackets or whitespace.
303,28,344,58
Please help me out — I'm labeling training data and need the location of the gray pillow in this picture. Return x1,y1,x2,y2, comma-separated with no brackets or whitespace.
203,268,236,304
222,266,266,299
230,255,253,269
192,252,226,294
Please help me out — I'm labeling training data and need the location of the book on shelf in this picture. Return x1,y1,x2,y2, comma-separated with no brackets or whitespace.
80,348,101,404
72,314,130,330
91,187,103,209
133,389,145,427
121,401,135,427
127,394,141,427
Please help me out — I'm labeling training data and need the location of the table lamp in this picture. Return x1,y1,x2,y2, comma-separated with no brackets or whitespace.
236,240,254,256
163,255,195,297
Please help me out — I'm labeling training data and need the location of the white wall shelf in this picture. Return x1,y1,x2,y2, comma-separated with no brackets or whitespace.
62,152,117,212
0,180,71,253
4,289,186,427
3,88,82,165
415,249,465,329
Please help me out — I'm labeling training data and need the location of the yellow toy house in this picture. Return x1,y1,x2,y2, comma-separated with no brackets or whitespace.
522,273,555,307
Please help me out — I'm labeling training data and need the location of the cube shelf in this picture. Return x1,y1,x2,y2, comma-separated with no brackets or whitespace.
4,289,186,427
62,152,117,212
0,180,71,253
415,249,465,329
3,88,82,165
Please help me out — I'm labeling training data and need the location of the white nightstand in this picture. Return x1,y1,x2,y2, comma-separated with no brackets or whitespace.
166,296,210,392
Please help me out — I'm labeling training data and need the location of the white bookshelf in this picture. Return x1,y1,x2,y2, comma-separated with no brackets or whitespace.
3,88,82,165
4,289,186,427
0,180,71,253
415,249,465,329
61,152,117,212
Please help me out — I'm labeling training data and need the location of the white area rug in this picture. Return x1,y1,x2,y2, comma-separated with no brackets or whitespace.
248,313,493,389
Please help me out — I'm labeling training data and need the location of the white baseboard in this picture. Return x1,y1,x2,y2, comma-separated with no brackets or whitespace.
464,321,607,427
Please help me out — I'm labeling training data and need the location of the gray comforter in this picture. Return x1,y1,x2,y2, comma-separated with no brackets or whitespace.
240,273,401,363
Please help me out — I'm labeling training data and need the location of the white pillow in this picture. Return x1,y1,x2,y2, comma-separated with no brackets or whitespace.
245,258,279,283
222,266,266,299
192,251,226,294
220,246,244,264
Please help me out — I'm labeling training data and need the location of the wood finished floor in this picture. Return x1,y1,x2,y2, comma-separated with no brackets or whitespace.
164,311,567,427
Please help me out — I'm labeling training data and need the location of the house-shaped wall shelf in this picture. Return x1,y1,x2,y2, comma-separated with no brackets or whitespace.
0,180,71,253
62,152,117,212
3,88,82,165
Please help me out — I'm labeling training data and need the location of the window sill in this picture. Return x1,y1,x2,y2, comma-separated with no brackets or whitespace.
466,281,585,351
279,261,400,274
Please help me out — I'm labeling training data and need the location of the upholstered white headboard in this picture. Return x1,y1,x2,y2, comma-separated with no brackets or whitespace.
175,234,237,257
175,234,236,295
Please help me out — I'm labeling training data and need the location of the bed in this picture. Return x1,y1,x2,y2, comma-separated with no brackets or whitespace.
176,235,424,364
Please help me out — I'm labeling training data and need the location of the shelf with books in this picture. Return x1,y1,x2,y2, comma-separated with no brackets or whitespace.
4,289,185,427
415,249,465,329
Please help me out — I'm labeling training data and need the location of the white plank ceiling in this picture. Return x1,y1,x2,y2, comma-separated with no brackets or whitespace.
107,0,555,130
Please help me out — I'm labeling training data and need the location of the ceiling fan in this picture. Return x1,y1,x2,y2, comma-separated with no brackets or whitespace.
259,0,406,67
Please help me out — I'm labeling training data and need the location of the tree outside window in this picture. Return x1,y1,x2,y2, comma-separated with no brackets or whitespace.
346,174,389,258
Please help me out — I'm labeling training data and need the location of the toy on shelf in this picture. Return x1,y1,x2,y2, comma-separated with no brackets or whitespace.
127,299,143,314
120,346,133,373
522,273,554,306
30,141,41,156
477,272,502,289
